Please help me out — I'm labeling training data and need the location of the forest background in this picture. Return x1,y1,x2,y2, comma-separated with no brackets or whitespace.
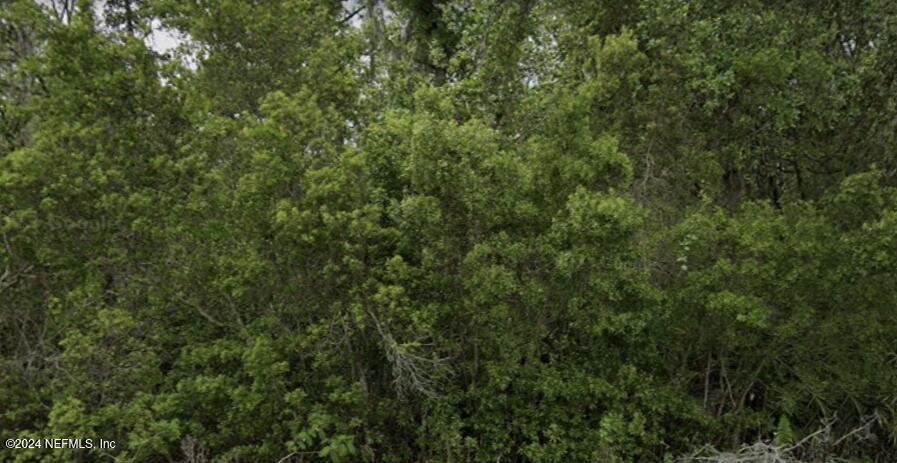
2,0,897,461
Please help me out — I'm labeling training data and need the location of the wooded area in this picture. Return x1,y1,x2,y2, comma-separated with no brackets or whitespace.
2,0,897,461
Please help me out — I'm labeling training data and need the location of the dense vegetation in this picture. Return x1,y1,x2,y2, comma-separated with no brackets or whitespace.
2,0,897,461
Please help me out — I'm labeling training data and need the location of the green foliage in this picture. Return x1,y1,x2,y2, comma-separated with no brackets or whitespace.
2,1,896,462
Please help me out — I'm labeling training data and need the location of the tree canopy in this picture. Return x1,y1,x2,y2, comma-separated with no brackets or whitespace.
1,1,896,461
